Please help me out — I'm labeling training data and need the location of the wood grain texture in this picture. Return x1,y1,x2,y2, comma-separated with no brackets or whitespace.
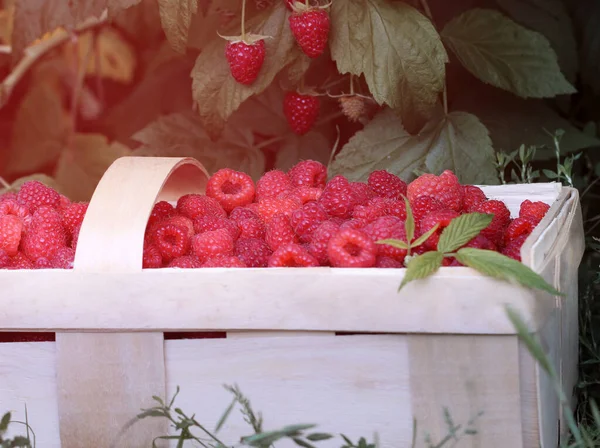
408,335,524,448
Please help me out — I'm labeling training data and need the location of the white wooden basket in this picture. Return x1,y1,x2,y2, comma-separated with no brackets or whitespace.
0,157,585,448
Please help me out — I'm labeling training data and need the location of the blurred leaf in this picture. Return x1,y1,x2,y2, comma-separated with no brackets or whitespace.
573,0,600,95
158,0,199,53
399,251,444,291
110,0,163,47
0,173,63,196
54,133,130,201
275,132,331,172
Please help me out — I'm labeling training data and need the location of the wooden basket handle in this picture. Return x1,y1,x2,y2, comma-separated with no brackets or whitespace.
73,156,209,273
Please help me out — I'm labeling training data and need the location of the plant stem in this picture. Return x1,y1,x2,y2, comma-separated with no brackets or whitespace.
241,0,246,39
349,74,355,95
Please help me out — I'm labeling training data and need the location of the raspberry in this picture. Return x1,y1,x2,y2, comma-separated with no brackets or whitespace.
283,92,320,135
407,170,464,212
71,223,81,250
472,200,511,246
410,196,444,223
234,238,272,267
505,217,536,244
265,214,298,251
176,194,226,220
0,249,9,268
288,7,330,58
237,217,266,240
462,185,487,212
368,170,407,199
58,194,71,209
385,199,407,220
363,216,407,261
268,243,319,267
375,256,404,268
192,228,234,262
35,257,52,269
290,201,328,243
61,202,88,235
0,215,23,256
168,215,195,239
519,200,550,225
327,228,377,268
148,201,176,227
229,206,259,222
340,218,369,231
17,180,61,213
286,187,323,204
350,182,376,206
202,255,247,268
143,244,163,268
339,95,367,122
0,192,17,203
257,196,302,222
193,216,240,241
8,252,33,269
168,255,203,269
288,160,327,188
21,207,67,261
225,39,266,86
256,170,293,201
352,197,406,222
307,219,340,265
0,199,30,223
461,235,497,251
206,168,256,213
50,247,75,269
151,222,190,262
419,209,460,250
318,175,357,219
501,235,527,262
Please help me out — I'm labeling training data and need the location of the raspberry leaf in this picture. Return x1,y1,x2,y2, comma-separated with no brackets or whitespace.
329,108,498,185
411,223,440,248
158,0,200,53
329,0,447,132
441,9,575,98
403,197,415,243
399,251,444,291
454,248,563,296
376,239,409,250
437,213,493,254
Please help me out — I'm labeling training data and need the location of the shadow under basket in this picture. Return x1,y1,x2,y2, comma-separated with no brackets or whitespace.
0,156,585,448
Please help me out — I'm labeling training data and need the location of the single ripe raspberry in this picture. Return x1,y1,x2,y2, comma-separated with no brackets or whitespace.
410,196,444,223
407,171,464,212
237,217,266,240
176,194,226,220
17,180,61,213
501,234,528,262
307,219,340,265
0,192,17,203
235,238,272,267
61,202,88,235
0,199,31,224
462,185,487,212
288,160,327,188
352,197,406,222
385,199,407,220
268,243,319,267
0,249,10,268
363,216,407,261
318,175,357,219
472,200,511,246
290,201,328,243
519,200,550,225
202,255,247,268
151,222,190,262
21,207,67,261
168,215,195,239
148,201,176,227
350,182,376,206
225,39,266,85
50,247,75,269
504,217,536,244
206,168,256,213
256,170,293,202
143,244,163,268
192,228,234,262
283,92,320,135
419,209,460,250
339,95,367,123
340,218,369,231
375,256,404,268
265,214,298,251
9,252,33,269
286,187,323,204
0,215,23,256
229,206,259,222
368,170,407,199
461,235,497,251
193,215,240,241
168,255,203,269
257,196,302,222
288,7,330,58
327,228,377,268
35,256,53,268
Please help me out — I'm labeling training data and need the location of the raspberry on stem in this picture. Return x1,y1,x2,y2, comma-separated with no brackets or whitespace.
288,4,331,58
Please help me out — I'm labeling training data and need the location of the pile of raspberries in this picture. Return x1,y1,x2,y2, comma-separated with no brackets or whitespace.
0,161,550,270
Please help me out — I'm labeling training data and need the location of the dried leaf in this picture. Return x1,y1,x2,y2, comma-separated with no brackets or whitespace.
329,108,497,184
191,2,303,139
158,0,199,53
441,8,576,98
329,0,448,132
0,173,64,195
54,133,131,201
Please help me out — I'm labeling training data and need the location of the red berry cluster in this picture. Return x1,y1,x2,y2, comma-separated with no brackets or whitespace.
0,181,87,269
0,165,550,270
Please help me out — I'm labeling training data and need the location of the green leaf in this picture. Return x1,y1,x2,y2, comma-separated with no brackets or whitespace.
0,413,10,433
329,0,447,132
306,433,333,441
292,438,318,448
404,197,415,243
328,108,497,185
8,436,32,447
437,213,493,253
376,239,408,250
399,251,444,291
214,397,236,433
455,248,563,295
441,8,575,98
158,0,199,53
411,223,440,248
